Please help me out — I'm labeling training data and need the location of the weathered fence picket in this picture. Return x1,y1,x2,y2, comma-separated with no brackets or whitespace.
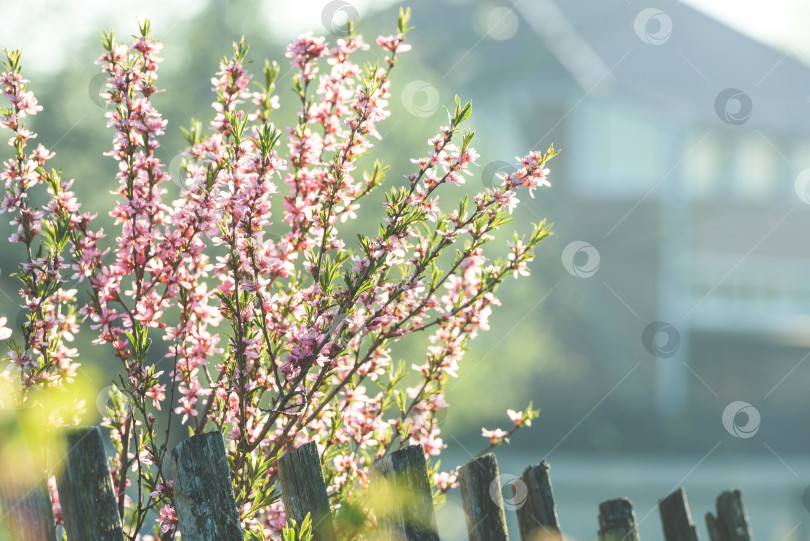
598,498,640,541
705,490,753,541
515,460,562,541
706,513,723,541
170,430,243,541
0,413,55,540
54,426,124,541
0,424,759,540
458,453,510,541
0,475,56,541
278,441,336,541
370,444,440,541
659,488,699,541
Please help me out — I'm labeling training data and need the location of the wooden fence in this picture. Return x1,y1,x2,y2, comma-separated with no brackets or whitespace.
0,427,754,541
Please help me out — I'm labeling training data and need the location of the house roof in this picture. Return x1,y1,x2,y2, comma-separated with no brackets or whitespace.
401,0,810,134
512,0,810,133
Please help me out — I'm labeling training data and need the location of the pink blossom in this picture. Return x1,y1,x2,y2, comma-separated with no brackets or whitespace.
157,504,177,533
434,470,458,491
0,317,11,340
482,427,509,446
507,409,524,427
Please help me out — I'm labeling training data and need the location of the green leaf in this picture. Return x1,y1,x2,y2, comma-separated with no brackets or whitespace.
180,118,202,146
398,7,414,34
281,513,314,541
394,388,406,414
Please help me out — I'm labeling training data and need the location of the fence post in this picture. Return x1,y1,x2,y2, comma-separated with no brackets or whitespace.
0,476,56,541
658,487,699,541
278,441,336,541
598,498,640,541
705,513,723,541
515,460,562,541
0,411,56,541
54,426,124,540
369,444,440,541
458,453,509,541
170,431,242,541
704,489,753,541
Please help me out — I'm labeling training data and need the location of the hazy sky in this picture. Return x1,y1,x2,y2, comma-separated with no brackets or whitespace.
1,0,810,73
680,0,810,62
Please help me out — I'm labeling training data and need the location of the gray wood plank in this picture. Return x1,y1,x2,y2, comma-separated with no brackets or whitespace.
370,444,440,541
170,431,242,541
515,460,562,541
458,453,509,541
598,498,639,541
715,490,753,541
658,487,699,541
278,442,336,541
54,426,124,540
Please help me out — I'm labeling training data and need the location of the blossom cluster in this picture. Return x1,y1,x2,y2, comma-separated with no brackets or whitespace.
0,49,82,399
0,10,556,540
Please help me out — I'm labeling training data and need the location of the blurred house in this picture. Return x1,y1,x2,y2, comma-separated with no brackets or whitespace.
393,0,810,450
506,0,810,414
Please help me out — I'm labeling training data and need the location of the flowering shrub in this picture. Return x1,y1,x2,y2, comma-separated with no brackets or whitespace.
0,10,556,540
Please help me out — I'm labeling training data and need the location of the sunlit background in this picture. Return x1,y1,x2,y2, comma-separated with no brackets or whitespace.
2,0,810,538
